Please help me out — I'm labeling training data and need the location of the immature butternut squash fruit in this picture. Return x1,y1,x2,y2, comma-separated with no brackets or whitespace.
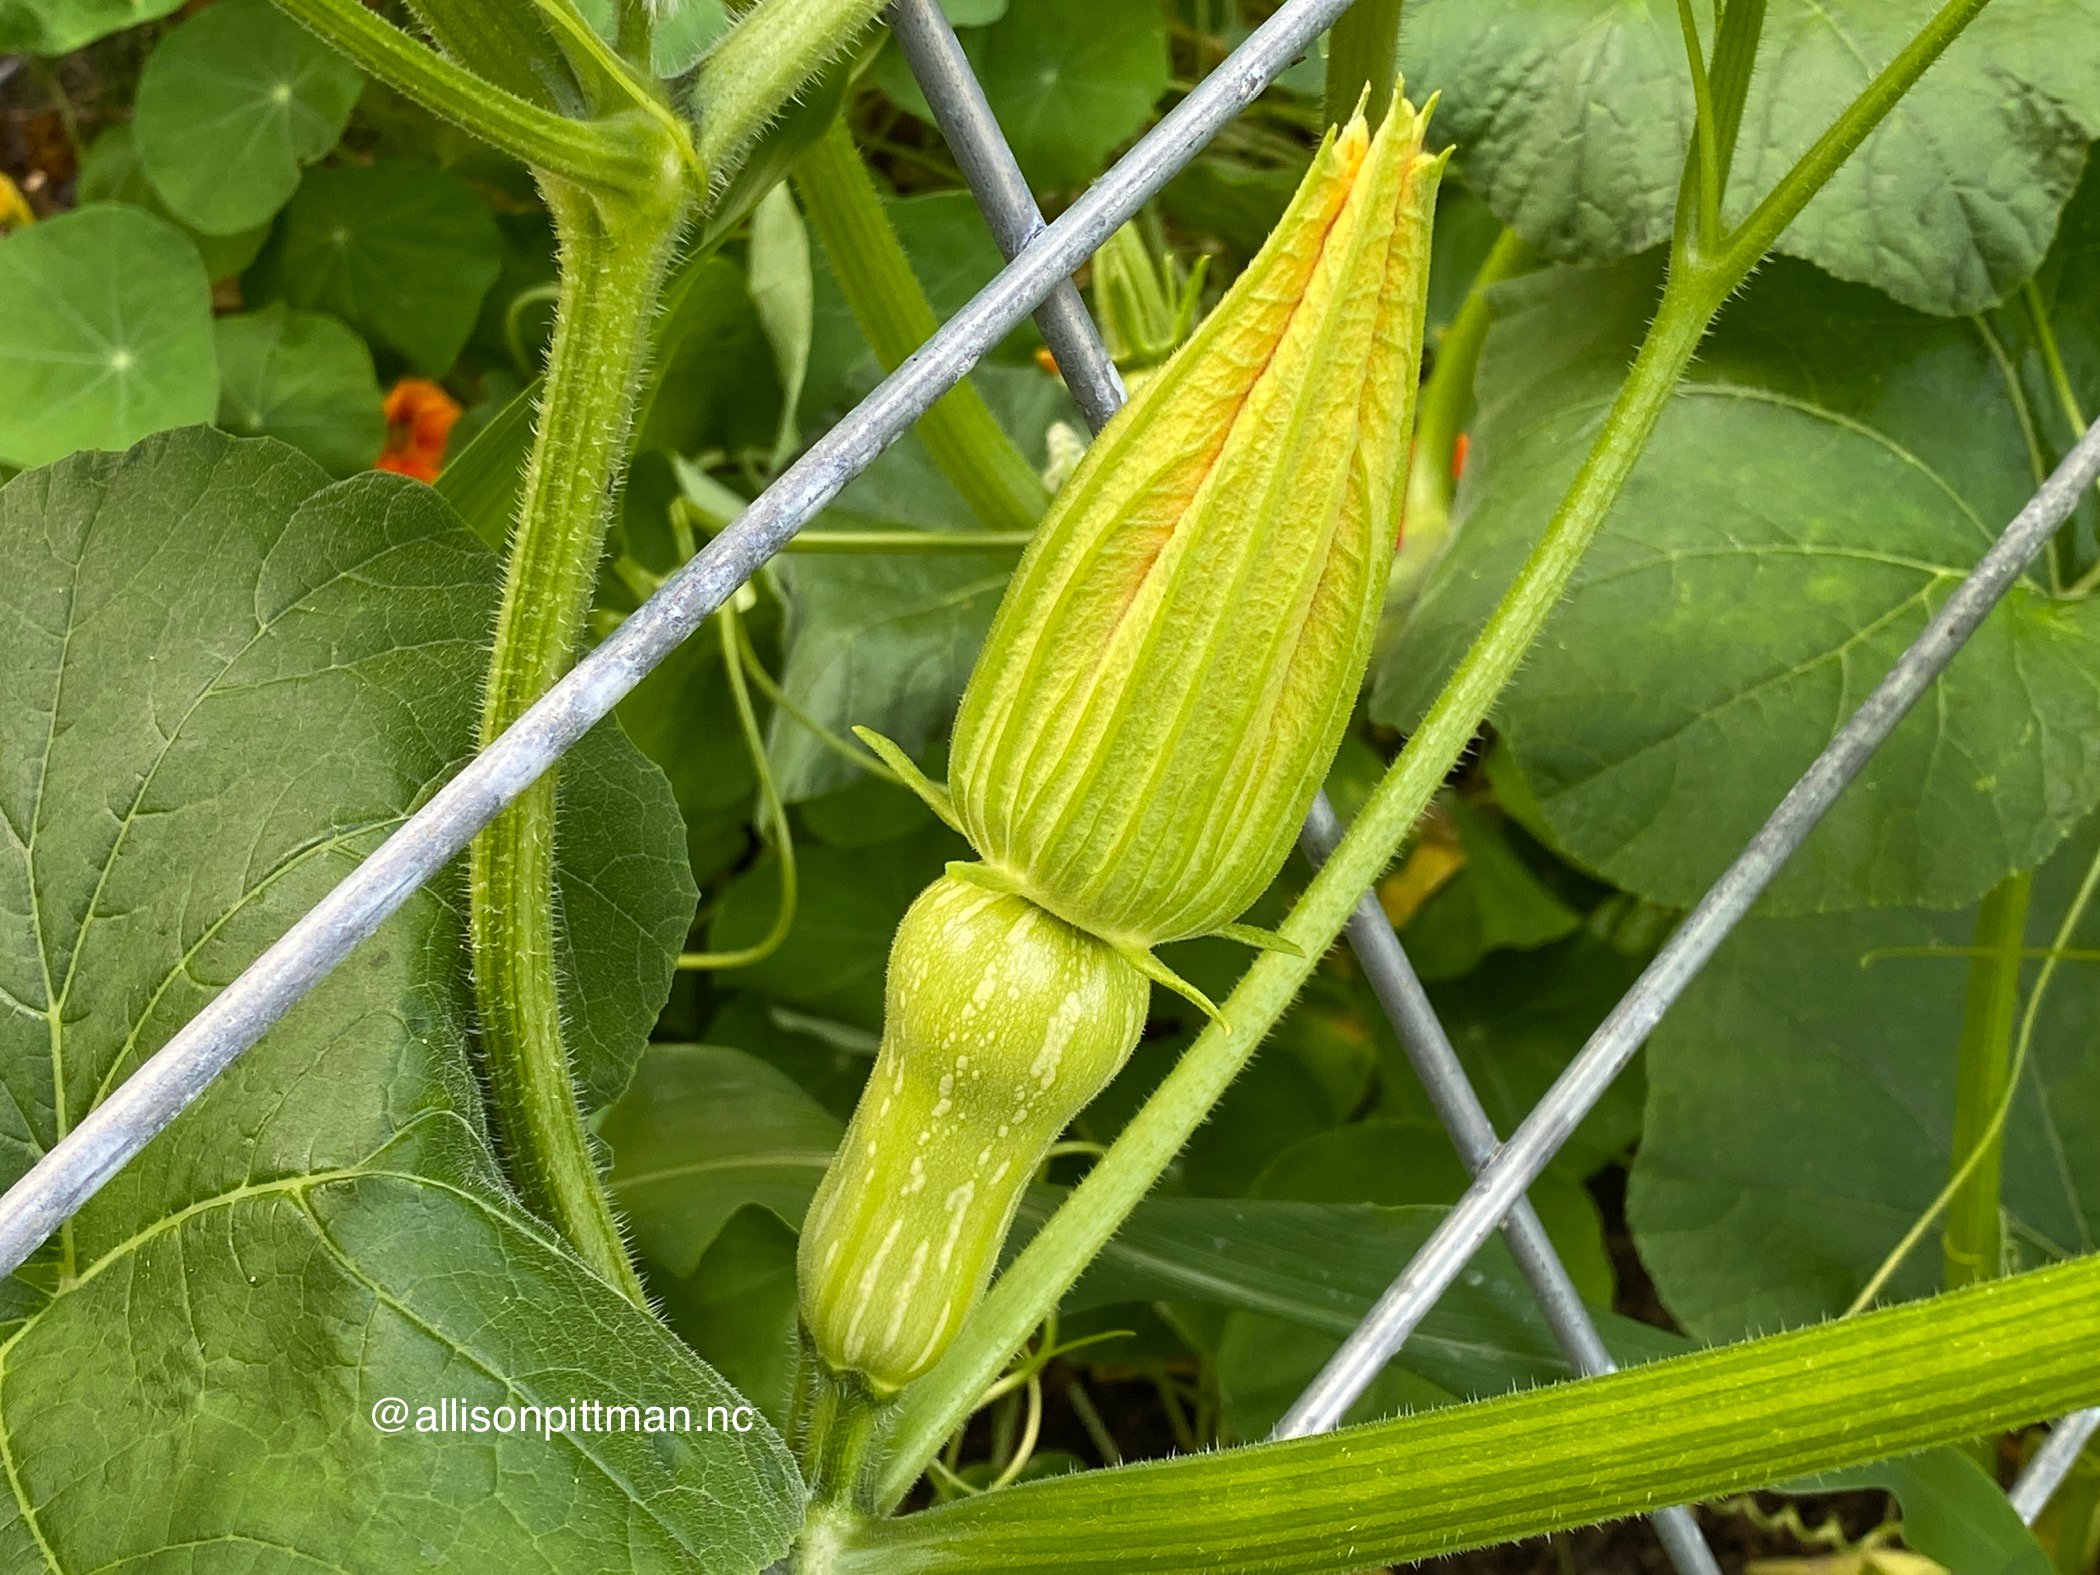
800,93,1446,1395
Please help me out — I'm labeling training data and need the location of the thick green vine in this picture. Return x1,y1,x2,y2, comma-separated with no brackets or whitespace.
468,182,686,1302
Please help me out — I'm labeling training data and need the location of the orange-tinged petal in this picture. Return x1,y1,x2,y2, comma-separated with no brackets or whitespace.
375,376,462,483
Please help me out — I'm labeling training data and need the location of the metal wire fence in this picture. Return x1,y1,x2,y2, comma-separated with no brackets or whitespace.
4,0,2098,1558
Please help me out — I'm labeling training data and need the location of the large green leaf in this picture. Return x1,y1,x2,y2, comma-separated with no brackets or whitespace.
1402,0,2100,315
249,160,504,375
0,0,180,53
0,428,794,1566
0,206,217,470
1377,255,2100,914
1628,820,2100,1342
133,0,363,237
214,304,385,476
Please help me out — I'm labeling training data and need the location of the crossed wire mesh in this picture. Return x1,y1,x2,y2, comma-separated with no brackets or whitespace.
2,0,2097,1553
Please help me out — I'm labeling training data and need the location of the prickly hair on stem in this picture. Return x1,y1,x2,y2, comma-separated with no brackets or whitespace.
694,0,888,181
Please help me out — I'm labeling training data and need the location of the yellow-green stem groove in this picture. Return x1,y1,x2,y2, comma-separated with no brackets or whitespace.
793,118,1050,533
469,184,684,1302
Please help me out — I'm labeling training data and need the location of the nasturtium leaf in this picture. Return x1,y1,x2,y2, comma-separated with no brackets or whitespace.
75,125,270,281
606,1043,841,1275
1628,819,2100,1342
1378,255,2100,914
0,205,216,470
0,0,180,54
0,429,795,1568
249,160,503,375
214,304,385,475
1401,0,2100,315
965,0,1169,189
133,0,363,237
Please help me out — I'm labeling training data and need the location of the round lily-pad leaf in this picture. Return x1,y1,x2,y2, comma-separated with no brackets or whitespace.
0,204,217,470
214,304,385,475
247,160,503,376
133,0,363,237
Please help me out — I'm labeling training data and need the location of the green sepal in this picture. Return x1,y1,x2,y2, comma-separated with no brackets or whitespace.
944,860,1020,897
1113,941,1225,1025
855,726,965,835
1208,921,1305,958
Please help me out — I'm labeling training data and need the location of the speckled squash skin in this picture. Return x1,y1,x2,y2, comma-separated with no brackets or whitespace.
797,872,1147,1393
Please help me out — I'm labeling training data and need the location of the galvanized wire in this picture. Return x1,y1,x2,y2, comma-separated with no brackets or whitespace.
0,0,1362,1282
886,7,1717,1566
2012,1408,2100,1524
1277,418,2100,1439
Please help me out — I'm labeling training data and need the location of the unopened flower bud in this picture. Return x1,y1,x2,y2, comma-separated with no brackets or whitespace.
949,95,1445,956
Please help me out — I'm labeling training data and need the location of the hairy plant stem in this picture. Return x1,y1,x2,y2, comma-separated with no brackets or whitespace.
793,118,1049,534
832,1257,2100,1572
871,0,2000,1502
697,0,890,179
1945,870,2031,1299
270,0,671,191
1320,0,1405,129
791,1337,885,1508
469,183,684,1303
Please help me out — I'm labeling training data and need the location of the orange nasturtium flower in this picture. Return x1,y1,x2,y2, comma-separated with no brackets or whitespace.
374,377,462,482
